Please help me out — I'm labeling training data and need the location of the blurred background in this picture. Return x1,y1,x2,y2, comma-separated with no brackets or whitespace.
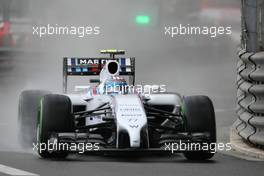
0,0,240,151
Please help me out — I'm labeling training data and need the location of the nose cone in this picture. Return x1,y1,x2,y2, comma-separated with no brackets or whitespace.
113,95,147,148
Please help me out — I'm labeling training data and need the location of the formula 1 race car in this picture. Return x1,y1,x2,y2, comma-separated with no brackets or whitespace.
18,50,216,160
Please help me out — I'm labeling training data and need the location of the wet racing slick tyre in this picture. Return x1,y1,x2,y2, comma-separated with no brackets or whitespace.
37,94,74,158
182,95,216,160
18,90,51,149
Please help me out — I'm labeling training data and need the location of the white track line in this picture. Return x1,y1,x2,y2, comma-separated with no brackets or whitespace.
0,164,39,176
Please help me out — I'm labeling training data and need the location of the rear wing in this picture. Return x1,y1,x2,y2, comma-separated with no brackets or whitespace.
63,57,135,93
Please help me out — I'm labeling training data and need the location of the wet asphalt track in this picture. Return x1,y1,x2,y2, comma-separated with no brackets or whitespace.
0,0,263,175
0,152,263,176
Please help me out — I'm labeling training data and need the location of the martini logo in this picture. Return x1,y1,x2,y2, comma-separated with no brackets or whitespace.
78,59,100,65
78,59,114,65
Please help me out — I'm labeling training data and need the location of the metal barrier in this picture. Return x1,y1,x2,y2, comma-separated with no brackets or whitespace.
235,49,264,146
241,0,264,52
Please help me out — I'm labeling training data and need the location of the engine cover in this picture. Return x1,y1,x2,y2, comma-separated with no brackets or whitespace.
113,95,147,148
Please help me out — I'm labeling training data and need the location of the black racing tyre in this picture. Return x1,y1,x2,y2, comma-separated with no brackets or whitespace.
18,90,51,149
182,95,216,160
37,94,74,158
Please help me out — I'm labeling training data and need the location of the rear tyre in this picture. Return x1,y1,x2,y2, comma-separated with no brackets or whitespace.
18,90,51,149
37,94,74,158
182,95,216,160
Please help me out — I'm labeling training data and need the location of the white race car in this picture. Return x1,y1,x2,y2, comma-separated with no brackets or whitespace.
18,50,216,160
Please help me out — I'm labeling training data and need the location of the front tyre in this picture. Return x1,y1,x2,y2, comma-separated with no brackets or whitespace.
182,95,216,160
18,90,51,148
37,94,74,158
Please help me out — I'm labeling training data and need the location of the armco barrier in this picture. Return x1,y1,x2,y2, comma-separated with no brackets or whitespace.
234,49,264,146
